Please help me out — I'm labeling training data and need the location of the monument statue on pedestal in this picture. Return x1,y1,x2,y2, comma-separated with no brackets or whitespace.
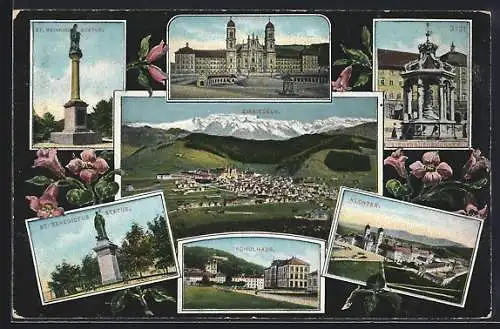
92,211,122,285
50,24,101,146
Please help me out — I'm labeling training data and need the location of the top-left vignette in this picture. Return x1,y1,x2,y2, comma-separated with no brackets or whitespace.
29,20,126,150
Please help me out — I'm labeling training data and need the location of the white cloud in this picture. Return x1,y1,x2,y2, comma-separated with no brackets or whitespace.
33,59,124,120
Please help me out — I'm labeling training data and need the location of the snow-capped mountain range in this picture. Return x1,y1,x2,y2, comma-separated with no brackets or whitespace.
125,113,376,141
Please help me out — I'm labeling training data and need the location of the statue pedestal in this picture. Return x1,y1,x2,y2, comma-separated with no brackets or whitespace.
50,100,101,145
93,239,122,285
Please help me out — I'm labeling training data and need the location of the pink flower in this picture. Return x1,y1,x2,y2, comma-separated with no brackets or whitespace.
145,40,168,63
409,151,453,184
66,149,109,185
383,149,408,178
462,148,490,180
332,66,352,92
147,65,168,85
26,183,64,218
456,203,488,219
32,148,65,178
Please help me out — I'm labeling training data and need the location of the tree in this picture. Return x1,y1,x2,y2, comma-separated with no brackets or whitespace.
147,215,174,273
119,223,155,277
48,260,82,297
80,253,100,290
88,98,112,138
32,111,61,142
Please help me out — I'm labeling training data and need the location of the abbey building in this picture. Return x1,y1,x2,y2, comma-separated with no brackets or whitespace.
173,18,321,75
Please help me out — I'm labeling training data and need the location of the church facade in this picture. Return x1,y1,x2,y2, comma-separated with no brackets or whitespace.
173,18,320,75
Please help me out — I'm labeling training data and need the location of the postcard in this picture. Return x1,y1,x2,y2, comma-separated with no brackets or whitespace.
166,14,331,102
114,90,382,240
25,191,179,305
29,20,126,150
323,187,483,308
176,232,325,313
373,19,472,149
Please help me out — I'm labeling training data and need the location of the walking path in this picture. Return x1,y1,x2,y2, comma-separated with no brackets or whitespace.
234,289,318,307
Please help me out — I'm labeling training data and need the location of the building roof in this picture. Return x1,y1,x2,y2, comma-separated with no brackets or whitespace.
440,51,467,67
266,20,274,29
194,49,226,58
377,48,419,70
175,43,196,54
227,18,235,27
285,256,309,266
426,262,452,269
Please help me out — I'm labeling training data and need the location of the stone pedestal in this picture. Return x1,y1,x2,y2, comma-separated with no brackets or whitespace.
93,239,122,285
50,100,101,145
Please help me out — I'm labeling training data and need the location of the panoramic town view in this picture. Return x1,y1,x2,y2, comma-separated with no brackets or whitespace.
326,189,483,306
179,236,322,312
119,97,380,239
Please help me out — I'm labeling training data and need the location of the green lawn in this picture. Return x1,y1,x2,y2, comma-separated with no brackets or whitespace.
328,259,384,283
183,286,315,310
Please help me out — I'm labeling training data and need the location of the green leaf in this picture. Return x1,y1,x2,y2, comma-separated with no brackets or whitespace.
333,58,353,66
66,188,94,206
137,68,153,97
464,177,489,190
353,71,372,88
26,176,54,186
342,45,372,68
102,169,125,182
110,290,127,315
148,287,176,303
138,35,152,60
361,26,372,55
57,177,86,189
385,179,403,197
94,180,119,201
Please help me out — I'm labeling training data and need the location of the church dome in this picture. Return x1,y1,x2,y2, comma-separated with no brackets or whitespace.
227,18,235,27
266,21,274,29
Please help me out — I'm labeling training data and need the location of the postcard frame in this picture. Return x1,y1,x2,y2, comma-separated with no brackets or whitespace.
322,186,484,308
176,231,326,314
28,19,127,151
165,13,332,103
25,190,180,306
372,18,473,150
113,90,384,197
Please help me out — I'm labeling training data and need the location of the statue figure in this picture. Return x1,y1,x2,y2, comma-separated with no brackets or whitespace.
69,24,81,55
94,211,109,241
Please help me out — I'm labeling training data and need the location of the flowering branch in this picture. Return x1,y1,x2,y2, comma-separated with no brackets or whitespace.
332,25,372,91
127,35,168,97
25,148,122,218
384,148,490,218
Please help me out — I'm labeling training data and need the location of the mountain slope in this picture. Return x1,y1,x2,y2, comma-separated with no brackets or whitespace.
183,246,265,277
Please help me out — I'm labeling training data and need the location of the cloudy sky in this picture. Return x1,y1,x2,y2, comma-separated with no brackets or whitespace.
337,189,482,249
167,15,330,64
31,21,125,120
185,236,321,272
27,194,169,286
375,20,470,56
122,95,377,124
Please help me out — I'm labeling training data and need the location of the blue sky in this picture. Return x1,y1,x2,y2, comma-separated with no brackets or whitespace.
122,96,377,124
32,21,125,120
167,15,330,63
185,236,321,272
375,20,470,56
337,189,481,248
28,194,168,285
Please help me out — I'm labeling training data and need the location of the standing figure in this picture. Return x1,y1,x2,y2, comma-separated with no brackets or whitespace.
94,211,109,241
